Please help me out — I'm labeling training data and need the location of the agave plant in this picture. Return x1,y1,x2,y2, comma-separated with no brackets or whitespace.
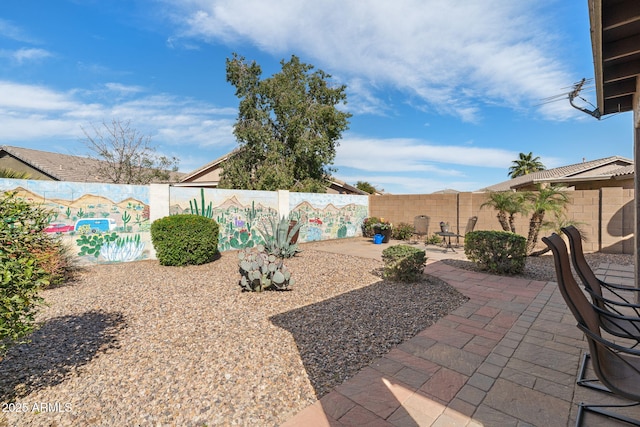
257,215,303,258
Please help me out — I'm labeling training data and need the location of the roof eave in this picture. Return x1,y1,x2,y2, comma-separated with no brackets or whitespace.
590,0,606,114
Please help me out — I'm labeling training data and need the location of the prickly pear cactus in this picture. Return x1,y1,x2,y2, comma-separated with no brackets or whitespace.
237,245,295,292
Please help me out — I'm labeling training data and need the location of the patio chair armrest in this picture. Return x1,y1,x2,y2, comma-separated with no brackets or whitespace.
579,324,640,357
600,279,640,293
587,289,640,310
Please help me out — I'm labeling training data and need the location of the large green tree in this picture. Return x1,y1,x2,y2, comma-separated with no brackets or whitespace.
219,54,352,192
508,152,546,179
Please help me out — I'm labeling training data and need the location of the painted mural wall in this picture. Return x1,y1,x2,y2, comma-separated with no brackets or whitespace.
0,179,370,265
0,178,151,265
169,187,279,251
289,192,368,242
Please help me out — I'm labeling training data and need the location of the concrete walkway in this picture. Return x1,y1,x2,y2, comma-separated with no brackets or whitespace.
283,238,638,426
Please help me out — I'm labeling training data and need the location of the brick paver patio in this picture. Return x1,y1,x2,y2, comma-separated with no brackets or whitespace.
283,242,638,426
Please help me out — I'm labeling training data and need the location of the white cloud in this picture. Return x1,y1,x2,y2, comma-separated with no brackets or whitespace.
0,19,37,43
161,0,577,122
334,172,486,194
336,136,518,172
0,48,53,64
0,80,236,149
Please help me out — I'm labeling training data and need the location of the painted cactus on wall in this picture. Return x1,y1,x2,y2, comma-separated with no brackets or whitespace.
170,188,279,252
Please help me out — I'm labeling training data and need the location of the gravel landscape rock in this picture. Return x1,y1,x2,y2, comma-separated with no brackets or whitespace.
0,248,468,427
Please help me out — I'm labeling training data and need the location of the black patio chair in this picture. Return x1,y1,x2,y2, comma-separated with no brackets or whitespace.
543,233,640,426
562,225,640,308
413,215,430,242
561,226,640,390
455,216,477,246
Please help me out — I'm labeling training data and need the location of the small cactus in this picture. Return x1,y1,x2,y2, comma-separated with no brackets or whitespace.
238,245,295,292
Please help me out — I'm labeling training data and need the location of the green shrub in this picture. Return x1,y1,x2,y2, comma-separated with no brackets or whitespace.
381,244,427,282
362,217,380,238
151,214,220,266
392,222,414,240
0,191,67,355
425,233,442,245
464,230,526,275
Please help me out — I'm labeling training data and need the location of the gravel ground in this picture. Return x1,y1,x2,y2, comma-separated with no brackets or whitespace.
0,249,468,427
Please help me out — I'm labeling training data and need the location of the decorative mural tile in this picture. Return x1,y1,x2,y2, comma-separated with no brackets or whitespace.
289,193,368,242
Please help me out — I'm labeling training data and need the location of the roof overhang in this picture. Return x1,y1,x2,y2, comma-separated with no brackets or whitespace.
590,0,640,117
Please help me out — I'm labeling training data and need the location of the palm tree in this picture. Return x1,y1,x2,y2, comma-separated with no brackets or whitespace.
524,185,569,255
508,152,546,179
0,168,31,179
480,191,526,232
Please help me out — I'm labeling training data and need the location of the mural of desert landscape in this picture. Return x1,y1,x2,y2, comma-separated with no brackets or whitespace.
289,193,368,242
0,179,150,264
170,187,280,251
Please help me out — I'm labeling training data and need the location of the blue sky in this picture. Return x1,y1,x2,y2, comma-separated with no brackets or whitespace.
0,0,633,194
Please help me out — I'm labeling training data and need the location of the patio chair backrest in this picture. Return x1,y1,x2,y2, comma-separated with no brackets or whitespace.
414,215,429,236
542,234,597,330
561,226,603,297
464,216,478,234
543,233,640,402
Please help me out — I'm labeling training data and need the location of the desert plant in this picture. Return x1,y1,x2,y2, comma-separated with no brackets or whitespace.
100,234,145,262
121,210,131,230
523,185,570,255
151,214,219,266
189,188,213,218
392,222,414,240
238,245,294,291
480,191,526,233
257,216,303,258
0,191,72,354
425,234,442,245
76,232,119,258
362,217,380,238
381,245,427,282
464,230,526,275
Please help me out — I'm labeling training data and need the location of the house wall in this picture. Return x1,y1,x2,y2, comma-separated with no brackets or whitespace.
0,178,368,265
0,156,55,180
369,188,635,254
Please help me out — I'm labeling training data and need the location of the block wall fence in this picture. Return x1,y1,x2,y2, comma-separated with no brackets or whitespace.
368,187,635,254
0,179,368,265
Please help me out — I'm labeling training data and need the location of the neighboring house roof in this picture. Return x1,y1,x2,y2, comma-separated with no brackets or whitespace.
0,145,183,183
480,156,634,192
180,149,369,195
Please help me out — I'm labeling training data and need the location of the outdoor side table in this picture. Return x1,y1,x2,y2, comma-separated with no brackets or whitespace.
436,231,458,252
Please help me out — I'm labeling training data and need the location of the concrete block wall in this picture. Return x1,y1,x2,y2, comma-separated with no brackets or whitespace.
370,187,636,254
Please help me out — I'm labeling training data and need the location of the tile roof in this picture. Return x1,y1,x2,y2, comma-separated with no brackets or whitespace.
480,156,633,192
1,145,183,183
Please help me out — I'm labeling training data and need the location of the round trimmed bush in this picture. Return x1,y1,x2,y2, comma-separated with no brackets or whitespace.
151,214,220,266
464,230,526,275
